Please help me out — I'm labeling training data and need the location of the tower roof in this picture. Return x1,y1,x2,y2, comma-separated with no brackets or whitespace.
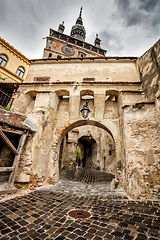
94,34,101,48
58,21,65,33
70,7,86,41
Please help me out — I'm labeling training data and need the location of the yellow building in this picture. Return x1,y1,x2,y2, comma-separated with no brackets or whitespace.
0,38,30,107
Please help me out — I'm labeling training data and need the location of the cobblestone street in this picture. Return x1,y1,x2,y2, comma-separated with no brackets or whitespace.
0,169,159,240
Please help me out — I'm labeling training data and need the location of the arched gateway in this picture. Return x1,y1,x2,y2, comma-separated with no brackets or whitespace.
55,119,119,182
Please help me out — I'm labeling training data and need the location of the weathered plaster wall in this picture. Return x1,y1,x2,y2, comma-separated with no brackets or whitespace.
25,59,140,83
123,104,160,199
15,135,33,183
104,100,119,119
65,141,77,176
137,39,160,101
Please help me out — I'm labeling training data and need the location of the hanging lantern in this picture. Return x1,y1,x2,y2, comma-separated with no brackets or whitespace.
80,101,90,119
88,134,92,140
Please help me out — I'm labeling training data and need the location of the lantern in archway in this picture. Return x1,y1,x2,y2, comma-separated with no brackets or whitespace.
80,101,90,119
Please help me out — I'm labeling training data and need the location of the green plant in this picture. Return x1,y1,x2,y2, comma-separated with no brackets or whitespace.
42,110,45,114
132,103,137,107
5,101,12,111
132,103,144,109
0,74,7,81
76,146,81,160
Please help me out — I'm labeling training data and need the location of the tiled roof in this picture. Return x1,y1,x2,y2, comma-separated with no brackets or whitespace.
0,108,30,130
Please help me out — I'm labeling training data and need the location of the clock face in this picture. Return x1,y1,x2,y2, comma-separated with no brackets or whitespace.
61,45,75,56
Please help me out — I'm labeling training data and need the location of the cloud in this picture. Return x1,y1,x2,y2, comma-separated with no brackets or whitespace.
117,0,130,10
99,31,124,55
139,0,159,12
115,0,160,28
0,0,78,58
0,0,159,58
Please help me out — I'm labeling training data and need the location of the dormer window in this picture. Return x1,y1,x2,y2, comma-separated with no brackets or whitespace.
16,66,25,78
0,54,8,67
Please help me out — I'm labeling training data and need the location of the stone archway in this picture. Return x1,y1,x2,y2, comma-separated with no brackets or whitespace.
55,119,119,182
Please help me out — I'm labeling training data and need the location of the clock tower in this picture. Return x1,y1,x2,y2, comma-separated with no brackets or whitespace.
43,7,107,59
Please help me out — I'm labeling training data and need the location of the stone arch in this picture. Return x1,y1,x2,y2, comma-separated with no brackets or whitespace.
55,89,70,97
105,89,119,96
25,91,37,114
54,89,70,122
60,120,114,139
55,119,119,182
80,89,94,97
104,89,120,120
12,90,37,114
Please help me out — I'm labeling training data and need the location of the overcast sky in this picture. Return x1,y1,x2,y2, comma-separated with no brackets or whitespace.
0,0,160,59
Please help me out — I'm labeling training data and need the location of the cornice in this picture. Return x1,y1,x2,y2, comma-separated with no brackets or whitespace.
0,38,31,66
30,56,138,64
20,81,141,86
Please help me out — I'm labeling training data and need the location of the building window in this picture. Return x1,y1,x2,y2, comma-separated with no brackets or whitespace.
0,54,8,67
48,53,52,58
78,52,86,58
16,66,25,78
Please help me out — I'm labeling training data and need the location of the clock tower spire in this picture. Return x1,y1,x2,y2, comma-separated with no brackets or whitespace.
43,7,107,59
70,7,86,41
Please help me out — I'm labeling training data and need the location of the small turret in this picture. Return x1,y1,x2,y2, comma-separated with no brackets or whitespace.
58,21,65,33
94,34,101,48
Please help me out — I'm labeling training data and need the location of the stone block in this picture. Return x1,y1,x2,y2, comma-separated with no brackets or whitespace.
15,172,30,183
146,149,154,165
128,168,142,200
110,179,119,190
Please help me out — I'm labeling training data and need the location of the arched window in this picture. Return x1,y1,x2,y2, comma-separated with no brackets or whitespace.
0,54,8,67
16,66,25,78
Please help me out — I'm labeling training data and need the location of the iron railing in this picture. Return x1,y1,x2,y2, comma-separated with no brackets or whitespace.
0,89,13,108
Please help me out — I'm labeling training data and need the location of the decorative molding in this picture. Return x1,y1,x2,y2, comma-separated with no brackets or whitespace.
83,77,95,82
34,76,50,81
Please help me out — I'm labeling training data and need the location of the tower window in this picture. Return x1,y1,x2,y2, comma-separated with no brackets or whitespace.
99,49,105,55
48,53,52,58
16,66,25,78
0,54,8,67
77,41,83,47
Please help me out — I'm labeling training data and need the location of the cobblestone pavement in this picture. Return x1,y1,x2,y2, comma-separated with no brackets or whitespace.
0,169,159,240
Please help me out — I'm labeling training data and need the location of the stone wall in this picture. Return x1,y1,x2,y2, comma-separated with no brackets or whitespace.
10,56,160,199
123,103,160,199
137,39,160,101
